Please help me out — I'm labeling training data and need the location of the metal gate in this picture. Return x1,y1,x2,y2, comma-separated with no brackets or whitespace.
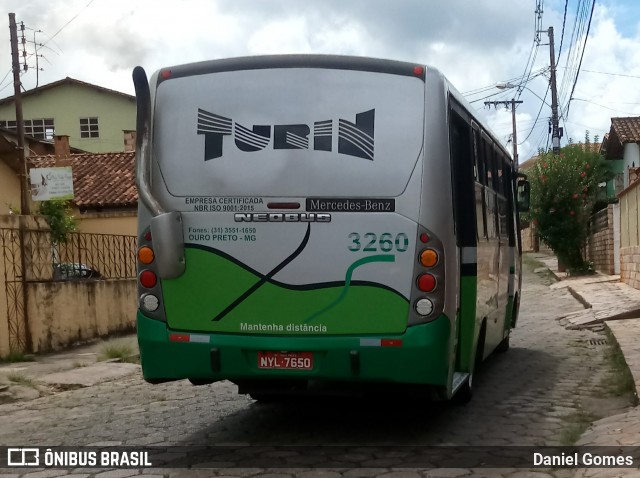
0,227,28,353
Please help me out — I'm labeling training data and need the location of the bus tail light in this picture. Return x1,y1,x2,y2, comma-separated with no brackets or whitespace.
140,270,157,288
419,249,438,267
417,273,436,292
410,226,444,324
138,246,155,264
415,298,434,316
141,294,159,312
137,227,166,321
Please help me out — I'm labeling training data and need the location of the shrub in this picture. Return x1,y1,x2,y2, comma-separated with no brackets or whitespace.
38,200,77,243
527,134,612,273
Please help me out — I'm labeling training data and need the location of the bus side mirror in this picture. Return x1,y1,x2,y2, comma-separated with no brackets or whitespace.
517,180,530,213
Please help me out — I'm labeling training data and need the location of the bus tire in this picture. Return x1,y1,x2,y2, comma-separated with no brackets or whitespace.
249,393,287,403
188,378,215,386
496,334,510,353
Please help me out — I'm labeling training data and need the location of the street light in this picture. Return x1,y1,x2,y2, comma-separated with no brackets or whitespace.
496,82,551,107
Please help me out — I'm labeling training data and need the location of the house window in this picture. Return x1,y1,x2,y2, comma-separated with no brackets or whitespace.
0,118,55,140
80,117,99,138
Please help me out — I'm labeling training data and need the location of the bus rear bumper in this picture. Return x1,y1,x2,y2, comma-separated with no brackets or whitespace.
137,311,451,388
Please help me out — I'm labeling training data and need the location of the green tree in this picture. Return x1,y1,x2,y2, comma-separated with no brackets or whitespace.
528,134,611,273
38,200,78,243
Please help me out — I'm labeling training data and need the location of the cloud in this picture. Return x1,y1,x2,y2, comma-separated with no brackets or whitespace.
2,0,640,162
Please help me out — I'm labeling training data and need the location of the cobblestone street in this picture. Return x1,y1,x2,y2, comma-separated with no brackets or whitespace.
0,256,636,477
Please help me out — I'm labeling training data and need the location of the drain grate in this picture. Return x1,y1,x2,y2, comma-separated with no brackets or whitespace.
588,338,608,346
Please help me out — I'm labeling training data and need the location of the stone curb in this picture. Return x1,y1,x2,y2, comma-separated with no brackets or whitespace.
566,285,593,309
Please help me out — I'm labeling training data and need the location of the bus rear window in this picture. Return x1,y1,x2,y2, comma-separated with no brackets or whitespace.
152,68,425,198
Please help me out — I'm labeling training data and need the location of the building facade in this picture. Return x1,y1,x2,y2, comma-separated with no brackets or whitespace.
0,78,135,153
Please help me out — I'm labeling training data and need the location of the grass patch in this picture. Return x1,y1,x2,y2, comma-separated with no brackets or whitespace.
6,372,37,388
522,253,557,284
98,341,137,363
72,361,89,368
0,352,35,363
559,409,598,446
601,329,638,402
523,253,546,270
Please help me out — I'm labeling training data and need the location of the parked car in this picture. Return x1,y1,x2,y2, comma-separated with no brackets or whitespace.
53,263,103,280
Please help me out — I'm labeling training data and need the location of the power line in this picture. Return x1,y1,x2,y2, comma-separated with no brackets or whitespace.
519,83,550,144
571,98,640,115
556,0,569,63
575,68,640,79
38,0,98,51
564,0,596,118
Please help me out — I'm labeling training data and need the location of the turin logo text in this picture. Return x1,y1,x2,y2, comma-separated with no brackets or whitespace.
197,109,375,161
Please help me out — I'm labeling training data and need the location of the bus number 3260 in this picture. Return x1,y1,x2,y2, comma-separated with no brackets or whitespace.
348,232,409,252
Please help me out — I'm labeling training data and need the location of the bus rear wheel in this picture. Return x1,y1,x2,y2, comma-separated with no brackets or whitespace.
496,334,510,353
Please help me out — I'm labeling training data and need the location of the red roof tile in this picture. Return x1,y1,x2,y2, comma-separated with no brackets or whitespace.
29,152,136,209
602,117,640,159
611,117,640,143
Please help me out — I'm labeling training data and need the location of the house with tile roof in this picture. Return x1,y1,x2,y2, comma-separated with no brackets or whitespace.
601,117,640,190
603,116,640,286
0,134,137,235
29,137,137,235
0,77,135,153
0,127,86,215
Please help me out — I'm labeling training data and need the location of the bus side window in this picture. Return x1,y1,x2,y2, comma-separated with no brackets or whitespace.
449,109,475,248
482,136,497,239
472,129,484,183
472,128,487,240
504,161,516,247
496,149,505,197
483,138,493,187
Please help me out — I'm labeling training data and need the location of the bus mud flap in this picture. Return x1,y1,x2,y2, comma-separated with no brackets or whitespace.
350,350,360,375
210,348,221,372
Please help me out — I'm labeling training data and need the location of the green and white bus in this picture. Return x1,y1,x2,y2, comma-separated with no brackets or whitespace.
133,55,530,401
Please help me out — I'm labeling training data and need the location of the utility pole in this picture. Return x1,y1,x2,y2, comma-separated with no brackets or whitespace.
484,99,523,167
547,26,561,154
9,12,32,354
9,13,30,215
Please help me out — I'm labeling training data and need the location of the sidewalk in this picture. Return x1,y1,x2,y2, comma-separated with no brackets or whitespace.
535,252,640,398
0,334,139,403
532,252,640,478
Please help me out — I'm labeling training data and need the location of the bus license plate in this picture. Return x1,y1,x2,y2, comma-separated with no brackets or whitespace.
257,351,313,370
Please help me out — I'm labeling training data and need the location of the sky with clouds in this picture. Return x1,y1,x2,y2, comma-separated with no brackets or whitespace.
1,0,639,161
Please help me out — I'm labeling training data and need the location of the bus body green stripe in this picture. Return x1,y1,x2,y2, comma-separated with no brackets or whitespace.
457,275,478,373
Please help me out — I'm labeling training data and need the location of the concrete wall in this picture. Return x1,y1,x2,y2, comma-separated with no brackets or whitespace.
521,224,536,252
0,215,50,356
619,179,640,289
0,160,21,215
26,279,136,353
76,210,137,236
620,246,640,290
0,214,137,357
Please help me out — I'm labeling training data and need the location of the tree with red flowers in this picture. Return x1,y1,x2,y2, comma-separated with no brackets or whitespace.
528,133,612,272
